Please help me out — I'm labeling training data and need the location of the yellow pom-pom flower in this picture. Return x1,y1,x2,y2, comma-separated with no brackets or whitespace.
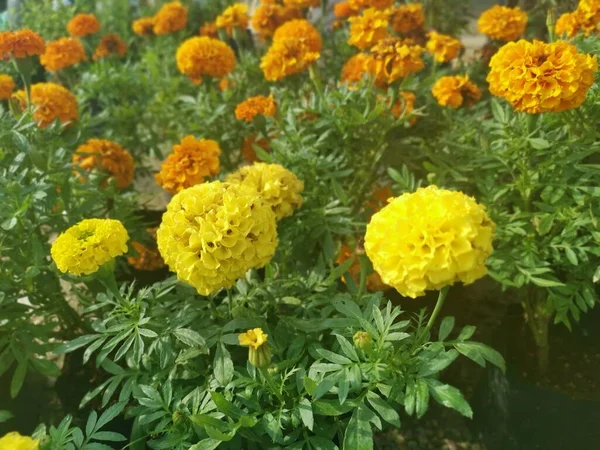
216,3,249,35
432,75,481,109
226,162,304,220
261,38,320,81
155,135,221,194
176,37,236,83
73,138,135,189
40,37,86,72
477,5,527,42
426,31,462,63
273,19,323,53
348,7,390,50
51,219,129,276
487,39,598,114
555,12,581,38
157,181,278,295
365,186,495,298
0,29,45,59
390,3,424,35
153,1,188,35
93,34,127,61
0,74,15,100
252,4,296,39
0,432,38,450
133,17,155,36
13,82,78,128
235,95,277,122
366,37,424,87
577,0,600,34
239,328,271,368
67,13,100,37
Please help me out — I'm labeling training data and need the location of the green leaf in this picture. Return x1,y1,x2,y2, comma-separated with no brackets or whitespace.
303,376,317,396
0,410,14,423
313,399,358,416
211,392,244,421
313,347,352,365
425,379,472,418
455,342,506,373
418,349,459,377
528,138,550,150
310,436,339,450
55,335,100,354
335,335,359,362
91,431,127,441
366,392,400,427
96,401,126,430
456,326,476,341
313,374,339,400
564,247,578,266
10,360,27,398
343,406,373,450
172,328,205,347
189,439,222,450
214,343,234,386
415,379,430,419
438,316,455,341
298,398,314,431
529,277,565,288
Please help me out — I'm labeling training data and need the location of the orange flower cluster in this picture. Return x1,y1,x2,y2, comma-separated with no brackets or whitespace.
40,37,86,71
153,1,188,35
155,135,221,194
0,29,45,59
348,7,390,50
366,37,424,87
216,3,249,35
334,2,359,19
176,37,236,83
389,91,417,123
67,13,100,37
93,34,127,61
73,139,135,189
128,228,165,271
13,82,78,128
477,5,527,42
556,0,600,37
252,4,301,38
341,53,369,85
235,95,277,122
133,17,155,36
432,75,481,109
337,242,388,292
390,3,424,35
0,74,15,100
426,31,462,63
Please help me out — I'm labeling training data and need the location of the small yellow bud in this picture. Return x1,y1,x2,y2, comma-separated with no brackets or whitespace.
353,330,373,351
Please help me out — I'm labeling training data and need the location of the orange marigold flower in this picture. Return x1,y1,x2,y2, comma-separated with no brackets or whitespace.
0,74,15,100
200,21,219,38
367,184,393,213
348,7,390,50
219,77,234,91
555,12,582,38
487,39,597,113
216,3,249,35
177,37,236,82
477,5,527,42
252,4,298,39
389,91,417,124
128,228,165,271
261,37,320,81
366,37,424,87
283,0,319,7
93,34,127,61
341,52,369,85
432,75,481,109
153,1,188,35
334,2,359,18
390,3,424,35
337,242,388,292
40,37,86,71
235,95,277,122
73,138,135,189
242,135,270,163
155,135,221,194
67,13,100,37
349,0,394,10
426,31,462,63
0,29,45,59
577,0,600,32
133,17,155,36
13,82,78,128
273,19,322,53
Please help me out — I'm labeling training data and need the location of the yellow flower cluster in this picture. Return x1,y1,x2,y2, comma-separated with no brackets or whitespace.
0,29,45,59
216,3,249,35
426,31,462,63
128,228,165,271
341,53,369,85
251,4,300,38
366,37,424,87
273,19,323,53
348,7,389,50
13,82,78,128
133,17,155,36
556,0,600,37
227,163,304,220
51,219,129,276
153,1,188,35
157,181,278,295
390,3,424,35
93,34,127,61
176,37,236,83
487,39,598,113
235,95,277,122
40,37,86,72
365,186,495,298
0,432,38,450
0,74,15,100
477,5,527,42
155,135,221,194
432,75,481,109
73,138,135,189
67,13,100,37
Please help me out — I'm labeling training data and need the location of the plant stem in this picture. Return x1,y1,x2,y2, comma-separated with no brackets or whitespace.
259,367,285,403
424,286,449,335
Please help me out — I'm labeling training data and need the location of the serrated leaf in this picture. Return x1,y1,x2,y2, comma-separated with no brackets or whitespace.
298,398,314,431
343,406,373,450
214,343,234,386
426,379,472,418
366,392,400,427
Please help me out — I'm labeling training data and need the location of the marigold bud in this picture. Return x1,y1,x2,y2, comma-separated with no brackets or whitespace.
353,330,373,350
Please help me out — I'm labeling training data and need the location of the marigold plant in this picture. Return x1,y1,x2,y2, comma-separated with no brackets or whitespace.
40,37,86,72
432,75,481,109
477,5,527,42
153,1,188,35
176,37,236,83
73,138,135,188
390,3,424,35
216,3,249,35
348,7,390,50
235,95,277,122
67,13,100,37
13,82,78,128
272,19,323,53
426,31,462,63
389,90,417,123
239,328,271,368
0,29,45,59
93,33,127,60
366,37,424,87
133,17,155,36
0,74,15,99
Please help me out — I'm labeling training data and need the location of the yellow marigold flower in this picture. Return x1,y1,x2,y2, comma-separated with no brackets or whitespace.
487,39,598,113
157,181,278,295
40,37,86,72
133,17,155,36
272,19,322,53
176,37,236,83
555,12,583,38
0,432,38,450
216,3,249,35
349,0,394,10
13,82,78,128
389,91,417,124
365,186,495,298
235,95,277,122
390,3,424,35
426,31,462,63
153,1,188,35
227,162,304,220
67,13,100,37
0,29,45,59
477,5,527,42
432,75,481,109
242,135,270,163
578,0,600,28
200,21,219,38
155,135,221,194
366,37,424,87
252,4,290,39
128,228,164,271
239,328,271,368
283,0,319,7
261,37,320,81
348,7,389,50
337,243,388,292
73,138,135,189
335,2,359,19
0,74,15,100
341,53,369,85
93,34,127,61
